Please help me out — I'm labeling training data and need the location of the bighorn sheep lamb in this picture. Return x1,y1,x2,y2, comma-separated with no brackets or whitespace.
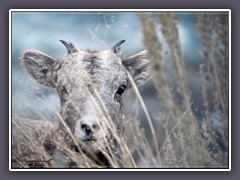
12,40,151,168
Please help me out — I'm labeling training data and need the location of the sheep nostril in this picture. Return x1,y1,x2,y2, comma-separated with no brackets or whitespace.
92,124,99,130
81,124,92,136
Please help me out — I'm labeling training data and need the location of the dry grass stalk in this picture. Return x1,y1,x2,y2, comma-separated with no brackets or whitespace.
197,13,229,166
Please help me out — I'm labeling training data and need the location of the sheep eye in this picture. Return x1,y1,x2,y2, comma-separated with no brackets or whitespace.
116,85,126,96
60,86,69,101
61,86,68,95
114,85,126,102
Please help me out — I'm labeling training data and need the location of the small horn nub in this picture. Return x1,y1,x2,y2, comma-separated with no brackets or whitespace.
60,39,78,54
111,40,125,54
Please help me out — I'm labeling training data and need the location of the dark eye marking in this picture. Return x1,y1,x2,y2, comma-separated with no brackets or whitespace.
114,85,126,102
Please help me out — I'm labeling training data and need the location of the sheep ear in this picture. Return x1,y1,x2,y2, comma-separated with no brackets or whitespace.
21,50,57,87
122,50,151,86
111,40,125,54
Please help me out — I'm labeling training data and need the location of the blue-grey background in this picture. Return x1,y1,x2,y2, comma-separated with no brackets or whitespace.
11,12,205,126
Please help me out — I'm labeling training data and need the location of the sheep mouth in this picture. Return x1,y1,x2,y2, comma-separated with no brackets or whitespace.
82,137,97,143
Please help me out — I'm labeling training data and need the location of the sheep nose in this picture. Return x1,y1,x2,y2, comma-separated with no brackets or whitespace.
81,124,92,136
81,123,100,136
